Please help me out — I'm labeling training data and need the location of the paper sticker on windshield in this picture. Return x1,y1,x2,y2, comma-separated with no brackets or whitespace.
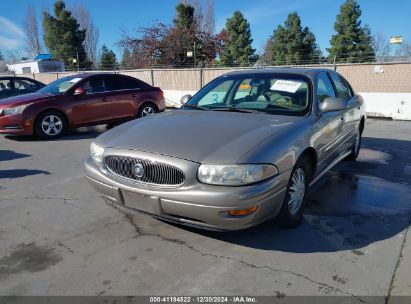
270,80,302,93
69,78,83,83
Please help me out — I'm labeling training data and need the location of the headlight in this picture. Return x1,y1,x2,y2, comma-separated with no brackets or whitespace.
3,104,30,116
90,142,104,163
198,164,278,186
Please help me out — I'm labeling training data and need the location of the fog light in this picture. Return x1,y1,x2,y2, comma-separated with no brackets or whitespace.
227,206,258,216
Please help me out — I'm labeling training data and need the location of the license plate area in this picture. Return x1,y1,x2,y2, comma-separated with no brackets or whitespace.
121,190,158,214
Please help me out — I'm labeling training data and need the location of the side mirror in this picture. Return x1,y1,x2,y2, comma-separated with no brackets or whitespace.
180,94,192,105
74,87,86,96
320,97,347,113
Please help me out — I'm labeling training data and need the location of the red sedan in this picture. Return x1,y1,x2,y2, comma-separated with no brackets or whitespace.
0,73,165,139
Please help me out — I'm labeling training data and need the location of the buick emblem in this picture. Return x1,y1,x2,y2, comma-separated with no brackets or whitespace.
133,163,145,179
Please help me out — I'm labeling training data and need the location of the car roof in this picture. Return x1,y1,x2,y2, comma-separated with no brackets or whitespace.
223,67,335,79
66,73,126,79
0,76,40,80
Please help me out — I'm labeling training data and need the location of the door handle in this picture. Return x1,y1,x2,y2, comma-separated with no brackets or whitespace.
102,97,110,101
340,116,344,121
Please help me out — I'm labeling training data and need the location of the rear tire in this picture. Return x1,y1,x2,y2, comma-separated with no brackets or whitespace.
138,103,157,118
276,156,312,228
35,110,67,139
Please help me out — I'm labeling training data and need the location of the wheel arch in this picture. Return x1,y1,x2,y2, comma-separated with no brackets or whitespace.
360,116,365,133
139,100,158,111
298,147,317,181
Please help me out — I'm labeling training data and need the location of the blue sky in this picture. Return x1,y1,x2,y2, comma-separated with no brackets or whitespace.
0,0,410,59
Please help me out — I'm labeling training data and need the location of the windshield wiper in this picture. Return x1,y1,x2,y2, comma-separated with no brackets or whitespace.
181,104,210,111
210,107,262,114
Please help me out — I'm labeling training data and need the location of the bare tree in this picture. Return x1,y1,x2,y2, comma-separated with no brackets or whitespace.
186,0,215,34
4,50,21,64
23,5,42,58
71,3,99,67
372,32,391,60
191,0,202,27
204,0,215,34
397,36,411,57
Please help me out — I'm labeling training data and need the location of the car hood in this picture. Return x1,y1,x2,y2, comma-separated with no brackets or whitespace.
97,110,302,163
0,92,55,110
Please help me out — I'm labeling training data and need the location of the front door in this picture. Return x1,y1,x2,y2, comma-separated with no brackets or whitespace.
313,72,344,173
329,72,358,153
71,76,114,126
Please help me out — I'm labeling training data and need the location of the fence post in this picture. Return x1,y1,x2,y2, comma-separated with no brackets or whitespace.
199,68,203,89
150,69,155,86
32,73,36,80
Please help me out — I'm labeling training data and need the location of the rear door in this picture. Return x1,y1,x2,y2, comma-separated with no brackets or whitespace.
70,76,115,126
329,72,358,153
0,78,13,99
12,78,42,96
103,75,143,120
314,72,343,172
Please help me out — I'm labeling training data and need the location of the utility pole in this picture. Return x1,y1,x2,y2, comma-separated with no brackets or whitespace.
76,49,80,72
193,41,196,69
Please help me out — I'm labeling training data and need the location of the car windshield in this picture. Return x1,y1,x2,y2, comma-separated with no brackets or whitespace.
183,73,311,116
37,76,84,95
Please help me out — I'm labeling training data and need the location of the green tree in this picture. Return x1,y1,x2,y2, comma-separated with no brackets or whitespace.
173,3,195,29
263,12,322,65
327,0,375,63
120,48,132,69
0,51,4,61
99,45,117,70
43,1,90,69
220,11,255,66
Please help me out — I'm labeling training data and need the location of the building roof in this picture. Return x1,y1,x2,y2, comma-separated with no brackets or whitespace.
33,54,53,61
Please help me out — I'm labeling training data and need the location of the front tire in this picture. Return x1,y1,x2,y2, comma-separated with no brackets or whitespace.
35,110,66,139
138,103,157,118
346,127,362,161
276,156,311,228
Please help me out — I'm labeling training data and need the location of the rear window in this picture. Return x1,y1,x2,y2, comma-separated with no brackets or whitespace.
105,76,141,91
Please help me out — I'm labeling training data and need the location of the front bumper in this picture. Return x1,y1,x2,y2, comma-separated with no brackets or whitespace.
85,153,291,231
0,113,33,135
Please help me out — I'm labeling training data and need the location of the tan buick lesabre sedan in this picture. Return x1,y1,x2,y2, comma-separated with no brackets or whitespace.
85,68,366,231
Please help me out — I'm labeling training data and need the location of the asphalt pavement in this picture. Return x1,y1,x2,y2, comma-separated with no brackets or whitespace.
0,119,410,303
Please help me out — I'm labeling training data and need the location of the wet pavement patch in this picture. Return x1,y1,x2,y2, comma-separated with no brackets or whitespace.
0,243,62,279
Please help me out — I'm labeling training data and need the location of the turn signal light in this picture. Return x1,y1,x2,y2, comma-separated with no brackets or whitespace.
227,206,258,216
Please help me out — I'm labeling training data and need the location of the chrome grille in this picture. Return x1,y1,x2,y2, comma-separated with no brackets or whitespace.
104,155,185,186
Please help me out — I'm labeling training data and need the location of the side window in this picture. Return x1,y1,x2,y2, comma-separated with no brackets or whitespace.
14,79,39,91
330,73,352,100
0,79,12,91
106,76,141,91
82,78,106,94
317,73,336,103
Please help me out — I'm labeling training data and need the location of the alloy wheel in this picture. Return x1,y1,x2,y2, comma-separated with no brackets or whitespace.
41,115,63,136
288,168,306,215
141,106,155,117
